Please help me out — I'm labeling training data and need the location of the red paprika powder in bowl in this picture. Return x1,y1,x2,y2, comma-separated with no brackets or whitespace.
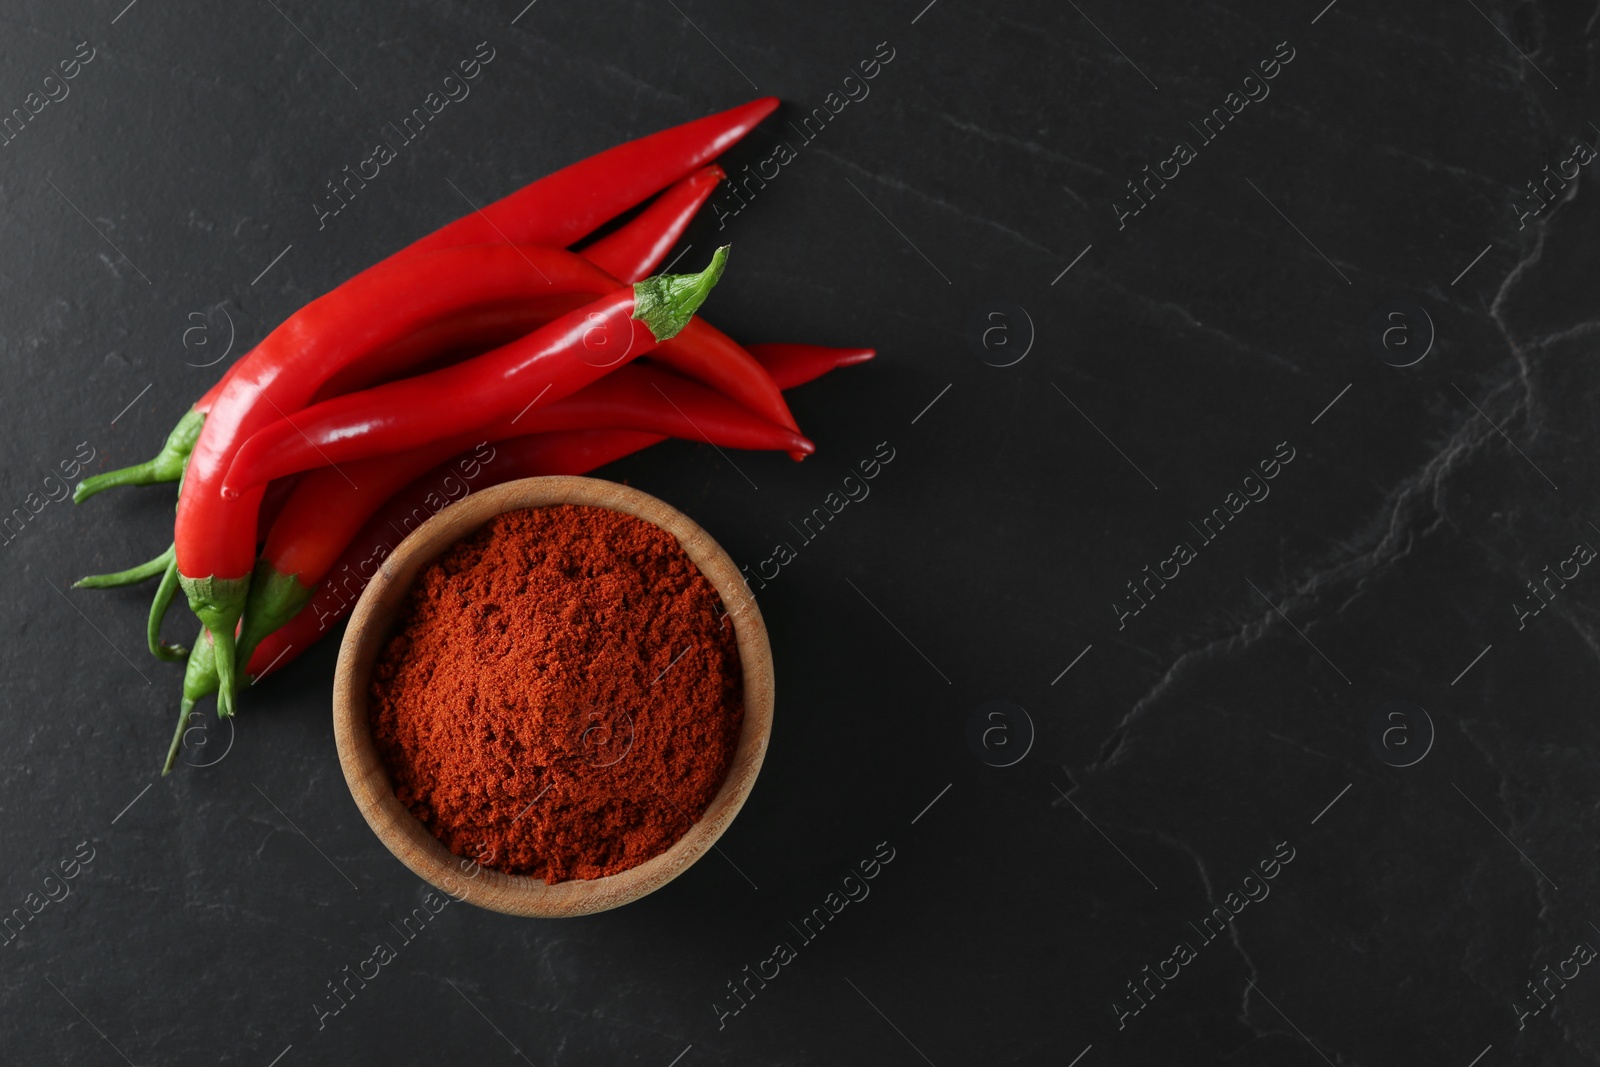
332,476,774,917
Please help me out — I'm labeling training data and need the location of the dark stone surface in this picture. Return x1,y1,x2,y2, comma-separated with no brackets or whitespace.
2,0,1598,1063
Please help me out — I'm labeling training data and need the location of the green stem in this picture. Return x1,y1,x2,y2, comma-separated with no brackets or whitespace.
633,244,729,341
161,694,196,776
178,574,250,718
163,625,212,775
73,543,175,589
147,555,189,661
75,408,204,503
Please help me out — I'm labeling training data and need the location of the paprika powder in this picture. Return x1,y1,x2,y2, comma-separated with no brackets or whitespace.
368,504,744,883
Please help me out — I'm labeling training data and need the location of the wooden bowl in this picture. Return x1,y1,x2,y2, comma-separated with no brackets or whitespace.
332,476,773,917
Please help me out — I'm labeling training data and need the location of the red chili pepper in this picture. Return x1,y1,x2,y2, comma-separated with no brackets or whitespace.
238,99,774,402
220,248,731,496
314,296,805,455
303,166,729,403
79,99,775,502
227,357,808,675
242,342,871,683
582,165,725,283
84,257,792,499
177,244,724,715
204,165,732,417
272,363,809,587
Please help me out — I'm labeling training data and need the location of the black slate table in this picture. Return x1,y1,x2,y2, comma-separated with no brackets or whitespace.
3,1,1597,1064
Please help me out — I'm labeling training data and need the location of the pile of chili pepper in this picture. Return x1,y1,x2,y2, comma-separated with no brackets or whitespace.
72,97,873,774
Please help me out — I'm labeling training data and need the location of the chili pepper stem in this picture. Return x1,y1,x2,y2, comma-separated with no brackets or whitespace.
148,554,189,661
178,574,250,718
234,563,314,674
164,626,212,774
633,245,729,341
73,542,175,589
162,694,195,776
74,408,204,503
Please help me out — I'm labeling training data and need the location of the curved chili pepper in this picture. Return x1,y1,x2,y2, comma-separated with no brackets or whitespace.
304,238,800,460
218,163,737,411
177,243,683,716
313,169,726,400
267,365,807,594
583,165,725,283
88,261,786,500
166,342,872,749
83,98,776,498
227,358,805,677
220,247,730,496
236,102,771,402
316,293,803,453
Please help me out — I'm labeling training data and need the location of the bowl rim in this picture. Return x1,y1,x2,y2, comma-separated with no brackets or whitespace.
332,475,774,917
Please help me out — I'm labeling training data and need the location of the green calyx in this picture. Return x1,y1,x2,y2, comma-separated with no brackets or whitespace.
178,573,250,718
73,408,204,503
73,542,175,589
161,566,306,759
233,562,314,675
147,553,189,661
632,244,729,342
